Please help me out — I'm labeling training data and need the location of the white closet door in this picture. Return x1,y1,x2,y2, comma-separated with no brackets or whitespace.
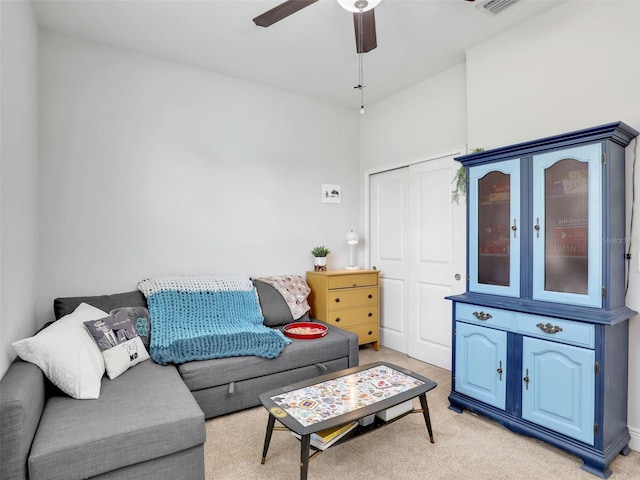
369,153,465,369
369,167,410,353
407,156,465,369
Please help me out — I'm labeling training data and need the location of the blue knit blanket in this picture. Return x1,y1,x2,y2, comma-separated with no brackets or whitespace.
137,275,290,365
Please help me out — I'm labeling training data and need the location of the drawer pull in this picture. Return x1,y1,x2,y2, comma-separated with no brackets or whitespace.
473,311,493,321
368,312,373,317
536,322,563,334
335,298,340,303
335,317,341,323
368,294,373,299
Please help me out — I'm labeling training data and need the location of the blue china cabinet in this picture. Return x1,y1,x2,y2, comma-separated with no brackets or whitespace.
447,122,638,478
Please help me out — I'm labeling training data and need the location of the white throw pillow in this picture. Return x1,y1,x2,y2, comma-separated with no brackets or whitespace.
101,336,150,379
12,302,108,399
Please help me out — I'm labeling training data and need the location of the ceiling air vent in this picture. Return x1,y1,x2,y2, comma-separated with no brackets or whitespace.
476,0,519,16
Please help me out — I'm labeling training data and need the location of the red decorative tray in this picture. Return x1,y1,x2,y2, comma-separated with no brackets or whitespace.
283,322,328,339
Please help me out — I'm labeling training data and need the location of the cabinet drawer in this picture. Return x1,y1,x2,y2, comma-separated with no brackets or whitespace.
515,314,595,349
328,287,378,310
328,273,378,289
348,323,379,345
456,303,513,331
325,306,377,328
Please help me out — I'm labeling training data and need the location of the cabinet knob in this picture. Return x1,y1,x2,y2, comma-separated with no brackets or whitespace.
335,298,340,303
335,317,341,323
368,330,373,336
534,218,541,238
512,219,517,238
368,312,373,317
497,361,503,381
523,368,530,390
368,294,373,299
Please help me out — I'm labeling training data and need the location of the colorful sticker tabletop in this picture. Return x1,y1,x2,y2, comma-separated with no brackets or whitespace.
270,365,424,427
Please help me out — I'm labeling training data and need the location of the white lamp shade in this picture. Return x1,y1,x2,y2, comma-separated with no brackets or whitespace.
337,0,382,13
346,230,359,245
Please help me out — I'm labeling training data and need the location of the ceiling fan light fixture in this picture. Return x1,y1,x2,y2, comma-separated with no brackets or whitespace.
337,0,381,13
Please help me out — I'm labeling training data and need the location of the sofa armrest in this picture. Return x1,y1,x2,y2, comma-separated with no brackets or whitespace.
1,359,46,480
317,321,359,367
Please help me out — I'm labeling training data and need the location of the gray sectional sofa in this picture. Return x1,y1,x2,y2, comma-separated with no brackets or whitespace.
0,280,360,480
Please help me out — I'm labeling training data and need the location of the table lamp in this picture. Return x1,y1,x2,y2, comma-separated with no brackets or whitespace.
346,229,360,270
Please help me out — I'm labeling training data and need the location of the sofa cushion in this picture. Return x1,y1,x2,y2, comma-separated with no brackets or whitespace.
54,290,147,320
253,279,310,327
178,322,352,391
12,303,108,399
27,360,205,480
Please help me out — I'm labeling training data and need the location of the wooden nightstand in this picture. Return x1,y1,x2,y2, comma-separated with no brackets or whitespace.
306,269,380,351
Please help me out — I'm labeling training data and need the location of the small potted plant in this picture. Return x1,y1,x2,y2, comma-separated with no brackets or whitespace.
311,246,330,271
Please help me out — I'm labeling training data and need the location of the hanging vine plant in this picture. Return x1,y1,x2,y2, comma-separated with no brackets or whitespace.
451,148,484,204
451,165,468,204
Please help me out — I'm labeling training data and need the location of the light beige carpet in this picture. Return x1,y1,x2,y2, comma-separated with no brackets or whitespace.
204,346,640,479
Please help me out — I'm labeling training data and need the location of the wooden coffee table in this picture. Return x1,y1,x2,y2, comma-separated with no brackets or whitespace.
259,362,437,480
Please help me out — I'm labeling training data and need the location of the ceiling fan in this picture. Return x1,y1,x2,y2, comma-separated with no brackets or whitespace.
253,1,480,54
252,0,381,54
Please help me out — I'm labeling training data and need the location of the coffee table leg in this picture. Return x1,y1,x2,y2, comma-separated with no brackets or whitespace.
261,414,276,464
300,434,311,480
419,393,435,443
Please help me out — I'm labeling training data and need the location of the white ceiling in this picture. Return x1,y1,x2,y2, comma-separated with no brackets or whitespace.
32,0,564,110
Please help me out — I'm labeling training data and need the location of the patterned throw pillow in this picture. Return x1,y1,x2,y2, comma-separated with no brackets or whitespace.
109,306,151,349
84,310,150,379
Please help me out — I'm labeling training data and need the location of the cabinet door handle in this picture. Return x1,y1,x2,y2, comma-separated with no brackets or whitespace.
512,219,517,238
473,311,493,321
335,317,341,323
497,361,503,381
534,218,541,238
334,298,340,303
536,322,563,334
523,368,530,390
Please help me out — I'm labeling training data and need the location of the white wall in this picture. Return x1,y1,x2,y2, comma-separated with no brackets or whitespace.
37,31,361,325
465,0,640,452
0,1,40,377
360,63,467,171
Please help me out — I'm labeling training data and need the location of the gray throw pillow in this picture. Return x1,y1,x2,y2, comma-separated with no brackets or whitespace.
253,280,310,327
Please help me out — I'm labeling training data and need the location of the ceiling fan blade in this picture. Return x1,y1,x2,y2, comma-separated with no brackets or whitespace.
353,9,377,54
253,0,319,27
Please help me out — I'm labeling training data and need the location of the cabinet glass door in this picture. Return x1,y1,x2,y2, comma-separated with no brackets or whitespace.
532,144,602,307
469,159,520,297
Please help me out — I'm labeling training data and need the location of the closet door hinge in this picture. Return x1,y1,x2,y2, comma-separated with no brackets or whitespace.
602,152,607,165
595,362,600,375
594,423,599,437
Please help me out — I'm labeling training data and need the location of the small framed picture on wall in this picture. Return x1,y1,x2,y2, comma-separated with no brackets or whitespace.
321,184,341,204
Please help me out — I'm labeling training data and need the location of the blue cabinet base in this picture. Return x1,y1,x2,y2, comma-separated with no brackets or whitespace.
448,391,630,479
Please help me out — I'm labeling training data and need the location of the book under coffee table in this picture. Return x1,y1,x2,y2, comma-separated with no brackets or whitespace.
259,362,437,480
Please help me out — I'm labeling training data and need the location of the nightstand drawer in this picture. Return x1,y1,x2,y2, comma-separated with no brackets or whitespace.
328,273,379,289
328,287,378,310
325,306,377,328
515,314,595,349
349,323,379,345
456,303,513,331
